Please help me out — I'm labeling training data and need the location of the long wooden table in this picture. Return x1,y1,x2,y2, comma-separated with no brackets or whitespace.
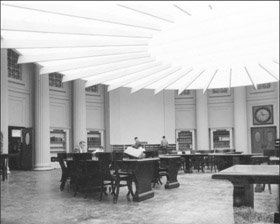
159,155,180,189
66,157,159,202
169,153,262,173
208,153,259,171
212,165,279,208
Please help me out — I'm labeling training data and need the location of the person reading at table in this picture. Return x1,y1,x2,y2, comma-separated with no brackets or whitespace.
74,141,86,153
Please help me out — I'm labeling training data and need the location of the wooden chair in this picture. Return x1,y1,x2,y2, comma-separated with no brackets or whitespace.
97,152,134,203
190,155,205,172
152,160,168,187
57,152,70,191
72,153,92,197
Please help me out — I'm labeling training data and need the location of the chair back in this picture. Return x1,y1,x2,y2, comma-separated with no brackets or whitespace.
98,152,113,178
57,153,67,170
144,150,159,158
73,153,92,161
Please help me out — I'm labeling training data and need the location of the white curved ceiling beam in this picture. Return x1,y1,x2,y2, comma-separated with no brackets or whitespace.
2,19,153,38
2,2,161,31
244,66,258,89
85,61,161,87
62,57,155,82
173,5,192,16
1,38,149,49
154,68,193,94
17,47,149,64
258,63,279,80
118,4,174,23
178,69,205,94
203,69,219,93
130,67,181,94
39,52,150,75
108,64,171,92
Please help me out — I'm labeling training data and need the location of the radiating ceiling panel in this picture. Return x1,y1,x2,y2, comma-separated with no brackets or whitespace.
1,1,279,93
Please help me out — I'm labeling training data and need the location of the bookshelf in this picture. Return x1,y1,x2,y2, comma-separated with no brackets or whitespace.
87,130,103,151
176,130,195,151
210,128,233,150
50,129,68,152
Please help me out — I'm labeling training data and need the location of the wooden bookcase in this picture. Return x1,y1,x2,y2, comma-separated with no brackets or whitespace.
50,129,69,152
210,128,233,150
87,130,103,152
176,130,195,151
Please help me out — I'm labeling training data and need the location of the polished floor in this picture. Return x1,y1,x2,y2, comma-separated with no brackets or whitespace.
1,168,278,224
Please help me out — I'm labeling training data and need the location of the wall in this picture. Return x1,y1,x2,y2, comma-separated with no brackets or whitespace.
86,84,105,130
175,90,196,130
208,90,234,129
8,63,34,128
246,82,279,151
109,87,175,145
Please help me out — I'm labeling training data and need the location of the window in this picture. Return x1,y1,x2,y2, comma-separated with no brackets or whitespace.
49,73,63,88
180,90,191,95
209,88,231,97
86,85,100,96
211,88,228,94
8,49,22,81
257,83,271,90
176,89,194,98
86,85,98,93
250,83,274,94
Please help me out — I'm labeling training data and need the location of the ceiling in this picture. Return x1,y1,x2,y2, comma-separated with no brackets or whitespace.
1,1,279,94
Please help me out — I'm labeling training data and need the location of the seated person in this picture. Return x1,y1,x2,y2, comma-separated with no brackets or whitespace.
74,141,86,153
133,137,142,149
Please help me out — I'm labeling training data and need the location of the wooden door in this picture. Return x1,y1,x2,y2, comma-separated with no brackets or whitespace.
251,127,276,153
21,128,33,170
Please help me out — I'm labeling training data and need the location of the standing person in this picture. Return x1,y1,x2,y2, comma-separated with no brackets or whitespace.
160,136,169,154
133,137,142,149
74,140,86,153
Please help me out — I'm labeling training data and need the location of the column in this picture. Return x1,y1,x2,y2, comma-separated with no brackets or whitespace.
1,49,9,154
196,90,210,150
73,79,87,151
234,87,248,152
34,65,52,170
104,86,111,151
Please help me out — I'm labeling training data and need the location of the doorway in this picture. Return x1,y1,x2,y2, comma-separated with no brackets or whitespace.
8,126,33,170
8,126,24,170
251,126,277,154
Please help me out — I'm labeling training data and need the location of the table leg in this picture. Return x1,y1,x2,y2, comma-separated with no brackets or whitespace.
133,163,155,202
184,158,192,173
233,183,254,207
164,159,180,189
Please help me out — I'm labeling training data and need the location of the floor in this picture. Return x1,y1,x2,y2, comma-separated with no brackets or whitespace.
1,168,278,224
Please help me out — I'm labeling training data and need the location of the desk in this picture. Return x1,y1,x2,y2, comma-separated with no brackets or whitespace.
212,165,279,208
168,154,207,173
159,156,180,189
209,153,257,171
120,158,159,202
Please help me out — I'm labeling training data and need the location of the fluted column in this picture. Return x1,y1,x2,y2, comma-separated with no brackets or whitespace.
1,49,9,154
73,79,87,151
34,66,52,170
234,87,248,153
196,90,210,150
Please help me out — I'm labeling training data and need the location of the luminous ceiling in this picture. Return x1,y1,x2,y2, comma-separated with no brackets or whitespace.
1,1,279,94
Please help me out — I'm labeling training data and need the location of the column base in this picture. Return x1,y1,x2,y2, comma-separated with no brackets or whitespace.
34,163,53,171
